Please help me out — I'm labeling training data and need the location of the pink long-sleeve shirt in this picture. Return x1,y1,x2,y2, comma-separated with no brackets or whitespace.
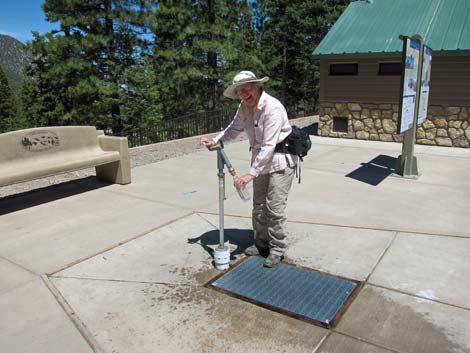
213,91,297,177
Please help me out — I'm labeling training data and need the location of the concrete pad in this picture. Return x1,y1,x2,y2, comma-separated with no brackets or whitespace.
101,150,252,210
200,141,470,237
310,136,470,157
369,233,470,308
2,134,469,353
336,285,470,353
305,137,470,188
0,186,190,274
51,276,328,353
413,152,470,188
310,136,403,151
285,167,469,237
303,144,400,176
0,258,36,295
285,223,395,281
53,213,236,285
0,278,93,353
414,143,470,158
304,145,470,191
317,333,395,353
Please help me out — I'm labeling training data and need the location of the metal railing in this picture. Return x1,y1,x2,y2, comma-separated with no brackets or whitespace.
119,108,234,147
118,105,316,148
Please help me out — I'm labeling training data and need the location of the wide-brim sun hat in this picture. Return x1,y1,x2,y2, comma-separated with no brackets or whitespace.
223,71,269,99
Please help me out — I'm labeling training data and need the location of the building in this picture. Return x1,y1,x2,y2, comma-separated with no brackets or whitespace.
313,0,470,147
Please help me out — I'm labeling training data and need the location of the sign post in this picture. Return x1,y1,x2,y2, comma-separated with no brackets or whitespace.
395,34,432,178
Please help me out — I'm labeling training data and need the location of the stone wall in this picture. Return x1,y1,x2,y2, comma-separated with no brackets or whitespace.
319,102,470,148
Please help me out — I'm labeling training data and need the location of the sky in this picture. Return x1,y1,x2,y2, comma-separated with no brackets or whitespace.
0,0,59,43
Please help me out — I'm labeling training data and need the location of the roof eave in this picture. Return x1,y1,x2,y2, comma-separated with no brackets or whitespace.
312,51,401,60
312,49,470,60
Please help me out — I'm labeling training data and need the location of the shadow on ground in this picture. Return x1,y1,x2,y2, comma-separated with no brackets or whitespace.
346,154,397,186
0,177,110,215
188,228,253,260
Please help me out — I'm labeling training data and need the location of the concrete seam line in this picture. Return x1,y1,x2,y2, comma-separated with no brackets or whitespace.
49,275,196,288
41,274,106,353
311,331,330,353
96,187,200,211
284,218,469,239
0,255,38,276
195,212,219,229
197,214,467,239
367,283,470,312
47,211,195,276
364,231,399,283
328,330,403,353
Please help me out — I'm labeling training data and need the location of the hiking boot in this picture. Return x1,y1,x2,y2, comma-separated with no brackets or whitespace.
244,244,269,257
264,253,282,268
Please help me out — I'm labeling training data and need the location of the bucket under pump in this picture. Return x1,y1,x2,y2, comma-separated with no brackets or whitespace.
208,141,249,270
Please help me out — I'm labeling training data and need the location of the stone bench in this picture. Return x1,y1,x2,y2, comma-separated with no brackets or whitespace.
0,126,131,187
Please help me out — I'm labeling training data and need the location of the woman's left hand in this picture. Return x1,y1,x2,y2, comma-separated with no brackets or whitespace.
234,173,254,190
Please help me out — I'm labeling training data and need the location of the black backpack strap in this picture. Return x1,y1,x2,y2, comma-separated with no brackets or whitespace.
298,160,302,184
274,138,288,153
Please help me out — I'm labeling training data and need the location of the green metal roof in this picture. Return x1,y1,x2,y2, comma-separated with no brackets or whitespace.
313,0,470,57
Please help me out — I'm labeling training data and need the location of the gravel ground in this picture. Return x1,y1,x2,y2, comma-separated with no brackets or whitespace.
0,116,317,198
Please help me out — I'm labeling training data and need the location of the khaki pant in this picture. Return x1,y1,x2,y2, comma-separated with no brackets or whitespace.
252,166,295,256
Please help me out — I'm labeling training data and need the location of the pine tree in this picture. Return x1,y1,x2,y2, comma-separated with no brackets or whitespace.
223,0,263,81
22,0,156,133
259,0,350,115
19,0,349,135
152,0,260,118
152,0,202,119
0,65,14,132
119,59,162,129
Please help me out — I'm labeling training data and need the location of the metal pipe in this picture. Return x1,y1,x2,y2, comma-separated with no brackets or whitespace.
217,149,225,249
208,142,236,269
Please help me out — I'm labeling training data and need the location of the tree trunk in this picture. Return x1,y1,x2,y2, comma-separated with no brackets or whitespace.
281,43,287,104
104,0,114,77
207,0,217,110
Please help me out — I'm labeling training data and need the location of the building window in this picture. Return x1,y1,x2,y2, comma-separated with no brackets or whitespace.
378,62,402,75
329,63,358,76
333,117,348,133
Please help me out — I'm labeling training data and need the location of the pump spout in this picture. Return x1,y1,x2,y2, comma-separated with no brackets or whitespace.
207,143,238,183
219,149,233,170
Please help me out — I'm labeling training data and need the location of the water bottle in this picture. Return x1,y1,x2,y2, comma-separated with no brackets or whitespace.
233,176,251,202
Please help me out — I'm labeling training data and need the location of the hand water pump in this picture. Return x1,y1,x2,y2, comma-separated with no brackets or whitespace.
207,141,249,270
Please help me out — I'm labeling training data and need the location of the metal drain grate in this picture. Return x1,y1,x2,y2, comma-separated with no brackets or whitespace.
208,256,361,328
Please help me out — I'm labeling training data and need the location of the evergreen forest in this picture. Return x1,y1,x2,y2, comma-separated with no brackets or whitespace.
0,0,350,136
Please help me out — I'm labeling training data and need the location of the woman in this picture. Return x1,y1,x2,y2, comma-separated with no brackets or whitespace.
200,71,297,268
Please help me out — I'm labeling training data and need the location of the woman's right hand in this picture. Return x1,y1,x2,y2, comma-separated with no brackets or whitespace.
200,137,216,148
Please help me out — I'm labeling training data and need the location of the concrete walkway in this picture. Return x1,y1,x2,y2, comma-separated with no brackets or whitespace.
1,135,469,353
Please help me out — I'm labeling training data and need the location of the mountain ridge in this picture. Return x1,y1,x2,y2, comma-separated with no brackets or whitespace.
0,34,30,95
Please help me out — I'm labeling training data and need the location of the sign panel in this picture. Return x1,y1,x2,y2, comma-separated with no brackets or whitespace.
398,37,420,134
417,46,432,125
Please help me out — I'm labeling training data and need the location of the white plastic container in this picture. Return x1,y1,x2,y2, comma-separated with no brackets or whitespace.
214,246,230,271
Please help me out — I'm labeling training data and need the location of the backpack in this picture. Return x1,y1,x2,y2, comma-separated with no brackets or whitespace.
275,125,312,183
